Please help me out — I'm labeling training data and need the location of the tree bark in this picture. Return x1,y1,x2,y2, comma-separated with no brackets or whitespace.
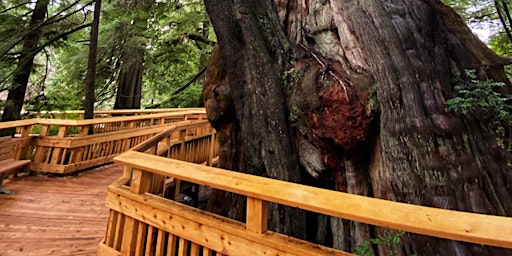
114,51,143,109
203,0,307,239
1,0,49,129
84,0,102,120
204,0,512,255
113,0,151,110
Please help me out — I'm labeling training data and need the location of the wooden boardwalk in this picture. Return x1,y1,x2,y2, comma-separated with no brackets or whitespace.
0,164,123,256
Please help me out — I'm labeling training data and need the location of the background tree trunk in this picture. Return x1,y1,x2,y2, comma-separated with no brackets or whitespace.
204,0,512,255
114,52,143,109
84,0,102,120
1,0,49,129
113,0,151,110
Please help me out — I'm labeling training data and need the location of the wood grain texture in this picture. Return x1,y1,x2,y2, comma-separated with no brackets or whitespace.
105,186,350,256
115,151,512,249
0,164,123,256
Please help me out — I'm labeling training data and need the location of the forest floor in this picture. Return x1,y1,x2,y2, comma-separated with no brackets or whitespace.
0,163,123,256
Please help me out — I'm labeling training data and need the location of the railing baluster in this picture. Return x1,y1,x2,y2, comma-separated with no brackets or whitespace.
121,216,138,255
135,223,148,256
246,197,268,234
190,242,200,256
145,225,155,255
155,229,166,256
166,234,177,256
105,210,118,247
202,248,213,256
177,237,189,256
113,213,125,251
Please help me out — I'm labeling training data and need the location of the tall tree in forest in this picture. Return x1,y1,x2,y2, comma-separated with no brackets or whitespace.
1,0,49,125
84,0,102,119
1,0,94,118
202,0,512,255
113,0,152,110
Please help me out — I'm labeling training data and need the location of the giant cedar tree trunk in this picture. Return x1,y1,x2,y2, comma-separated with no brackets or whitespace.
203,0,307,239
1,0,49,127
204,0,512,255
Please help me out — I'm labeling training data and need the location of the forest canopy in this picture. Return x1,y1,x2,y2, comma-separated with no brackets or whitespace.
0,0,213,117
0,0,509,117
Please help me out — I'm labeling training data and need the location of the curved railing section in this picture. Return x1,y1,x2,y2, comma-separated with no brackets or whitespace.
9,108,206,119
100,137,512,255
0,109,207,174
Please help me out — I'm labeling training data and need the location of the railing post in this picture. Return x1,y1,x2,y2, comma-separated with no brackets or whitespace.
15,125,32,160
207,133,215,166
49,125,68,166
179,129,186,161
39,124,51,136
131,169,153,194
123,166,132,180
246,197,268,234
32,124,51,166
79,125,89,137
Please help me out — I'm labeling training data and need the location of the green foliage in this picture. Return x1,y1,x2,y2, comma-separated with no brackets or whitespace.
1,0,212,113
446,69,512,153
141,0,213,108
489,32,512,57
355,229,405,256
0,0,96,113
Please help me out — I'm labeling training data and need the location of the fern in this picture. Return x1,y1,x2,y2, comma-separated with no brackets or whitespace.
446,69,512,154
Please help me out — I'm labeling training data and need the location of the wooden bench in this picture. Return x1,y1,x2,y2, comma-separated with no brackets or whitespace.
0,136,31,194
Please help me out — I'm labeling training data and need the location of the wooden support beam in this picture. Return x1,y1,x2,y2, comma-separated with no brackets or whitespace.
131,169,152,194
246,197,268,234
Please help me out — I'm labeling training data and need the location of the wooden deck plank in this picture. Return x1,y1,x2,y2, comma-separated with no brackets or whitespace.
0,164,123,256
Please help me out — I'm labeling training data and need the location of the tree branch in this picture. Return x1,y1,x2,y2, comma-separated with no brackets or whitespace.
187,33,216,45
33,23,92,58
148,66,207,108
42,0,95,27
0,1,35,14
171,66,207,95
0,0,94,58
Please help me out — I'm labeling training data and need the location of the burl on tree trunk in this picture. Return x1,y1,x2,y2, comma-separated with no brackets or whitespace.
203,0,512,255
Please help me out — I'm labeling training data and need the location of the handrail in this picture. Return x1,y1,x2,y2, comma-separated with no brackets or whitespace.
11,108,206,118
0,108,209,174
0,110,205,141
114,151,512,250
131,120,211,153
0,110,205,131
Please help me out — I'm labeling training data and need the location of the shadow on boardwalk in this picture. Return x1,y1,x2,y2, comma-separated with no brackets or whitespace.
0,164,123,256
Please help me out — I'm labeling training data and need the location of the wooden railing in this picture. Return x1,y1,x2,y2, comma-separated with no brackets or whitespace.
0,109,207,174
100,151,512,255
15,108,206,119
130,120,218,164
0,109,205,137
